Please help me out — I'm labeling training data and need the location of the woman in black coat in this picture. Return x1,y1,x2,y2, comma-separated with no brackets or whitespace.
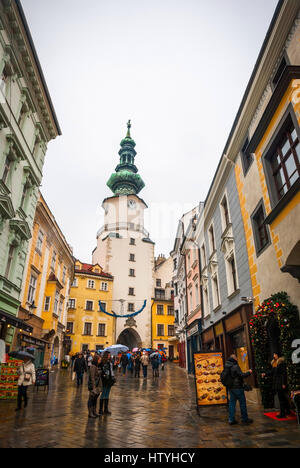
98,352,115,416
262,354,291,418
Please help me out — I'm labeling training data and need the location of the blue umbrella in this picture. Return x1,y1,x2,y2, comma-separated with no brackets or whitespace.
103,344,129,356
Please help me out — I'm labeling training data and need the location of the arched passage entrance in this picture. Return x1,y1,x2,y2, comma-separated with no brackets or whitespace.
117,328,142,350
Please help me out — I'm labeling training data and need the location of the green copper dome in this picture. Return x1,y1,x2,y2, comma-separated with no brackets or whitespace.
107,121,145,196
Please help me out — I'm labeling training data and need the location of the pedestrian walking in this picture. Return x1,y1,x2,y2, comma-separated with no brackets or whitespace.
74,352,87,387
98,351,116,416
128,353,134,376
141,352,149,379
120,352,129,376
16,356,36,411
87,354,102,419
151,355,159,378
222,354,253,426
262,354,291,419
133,354,141,378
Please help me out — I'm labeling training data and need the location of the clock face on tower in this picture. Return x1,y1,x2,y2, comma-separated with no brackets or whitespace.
128,199,136,209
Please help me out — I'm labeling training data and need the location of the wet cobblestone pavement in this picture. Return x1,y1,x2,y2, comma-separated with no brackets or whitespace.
0,364,299,448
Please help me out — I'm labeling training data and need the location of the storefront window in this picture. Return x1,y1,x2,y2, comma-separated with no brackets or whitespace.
230,329,249,373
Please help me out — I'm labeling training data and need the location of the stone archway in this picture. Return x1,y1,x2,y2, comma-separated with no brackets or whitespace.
281,241,300,283
117,328,142,350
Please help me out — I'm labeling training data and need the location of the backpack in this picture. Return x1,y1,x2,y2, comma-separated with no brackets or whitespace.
220,366,234,387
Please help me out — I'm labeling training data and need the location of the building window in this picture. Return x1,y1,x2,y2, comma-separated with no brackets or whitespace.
62,266,67,284
203,287,210,317
101,282,108,291
270,123,299,202
99,302,107,312
86,301,94,311
68,298,76,309
27,274,37,304
20,183,29,210
36,230,44,255
241,137,253,175
128,303,135,312
251,202,270,254
54,291,59,315
200,245,206,268
87,280,95,289
156,279,162,287
5,245,15,279
230,257,238,293
129,269,135,277
84,323,92,336
155,289,165,300
212,276,220,309
167,306,174,316
130,238,135,245
1,155,12,184
72,278,78,287
51,251,57,271
129,288,135,296
129,254,135,262
195,283,200,308
98,324,106,337
58,300,63,322
66,322,74,334
157,324,164,336
173,258,177,271
221,196,230,230
44,296,51,311
168,325,175,337
208,225,216,254
157,305,164,315
189,290,193,313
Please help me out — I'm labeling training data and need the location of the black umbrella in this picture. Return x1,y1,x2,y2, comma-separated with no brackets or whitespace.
9,350,35,361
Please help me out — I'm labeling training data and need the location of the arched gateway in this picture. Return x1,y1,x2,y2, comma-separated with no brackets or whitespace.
117,328,142,350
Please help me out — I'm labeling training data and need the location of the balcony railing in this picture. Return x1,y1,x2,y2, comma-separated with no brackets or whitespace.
97,223,149,238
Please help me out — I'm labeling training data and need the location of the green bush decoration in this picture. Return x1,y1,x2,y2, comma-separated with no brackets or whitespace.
249,292,300,409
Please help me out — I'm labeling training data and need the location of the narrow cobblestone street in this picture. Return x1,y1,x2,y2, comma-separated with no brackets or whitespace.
0,364,299,448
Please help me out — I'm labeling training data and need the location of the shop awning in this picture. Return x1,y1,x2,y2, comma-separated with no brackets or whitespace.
0,310,33,333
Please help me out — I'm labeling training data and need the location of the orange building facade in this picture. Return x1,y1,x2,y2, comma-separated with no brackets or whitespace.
15,193,74,367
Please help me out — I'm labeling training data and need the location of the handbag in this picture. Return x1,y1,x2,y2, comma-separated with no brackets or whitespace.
23,365,32,383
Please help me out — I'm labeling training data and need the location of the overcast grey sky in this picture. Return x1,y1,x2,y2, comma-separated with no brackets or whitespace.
22,0,278,262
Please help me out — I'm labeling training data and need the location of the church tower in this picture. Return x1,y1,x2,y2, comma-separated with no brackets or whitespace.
92,122,155,349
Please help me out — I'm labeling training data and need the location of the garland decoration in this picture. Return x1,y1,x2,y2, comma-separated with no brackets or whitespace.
98,300,147,318
249,291,300,409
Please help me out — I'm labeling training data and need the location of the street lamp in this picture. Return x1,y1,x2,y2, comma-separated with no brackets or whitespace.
24,301,37,321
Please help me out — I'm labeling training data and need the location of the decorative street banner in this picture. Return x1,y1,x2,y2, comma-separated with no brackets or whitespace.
98,300,147,318
194,352,227,408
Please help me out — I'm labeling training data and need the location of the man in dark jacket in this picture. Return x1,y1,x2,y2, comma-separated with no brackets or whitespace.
74,353,87,387
224,354,253,425
120,353,129,375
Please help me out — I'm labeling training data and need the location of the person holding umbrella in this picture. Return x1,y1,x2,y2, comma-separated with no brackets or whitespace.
98,351,116,416
14,351,36,411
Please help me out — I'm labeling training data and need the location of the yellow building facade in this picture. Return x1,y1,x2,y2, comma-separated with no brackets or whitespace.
66,261,115,354
152,298,178,359
16,193,74,367
235,73,300,310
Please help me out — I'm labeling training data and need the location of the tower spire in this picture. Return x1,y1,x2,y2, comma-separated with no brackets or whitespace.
106,122,145,196
126,119,131,138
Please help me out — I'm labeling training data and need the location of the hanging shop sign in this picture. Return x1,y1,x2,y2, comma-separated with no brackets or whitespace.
194,351,228,410
187,320,202,338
